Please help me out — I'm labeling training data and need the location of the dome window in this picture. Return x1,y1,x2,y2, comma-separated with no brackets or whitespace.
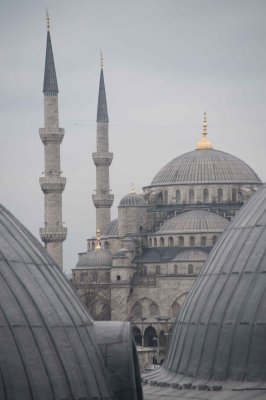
148,238,152,247
159,237,164,246
178,236,184,246
174,264,178,274
212,235,218,245
201,236,206,246
163,190,168,204
188,264,194,274
189,236,195,246
154,238,157,247
176,189,181,204
168,236,174,246
203,188,209,203
232,188,237,202
218,188,223,202
189,189,194,203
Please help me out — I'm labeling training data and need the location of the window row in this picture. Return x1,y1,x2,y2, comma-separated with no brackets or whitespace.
157,187,239,204
148,235,218,247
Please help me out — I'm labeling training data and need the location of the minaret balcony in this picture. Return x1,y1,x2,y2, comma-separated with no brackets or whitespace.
40,227,67,243
92,194,114,208
92,152,113,167
39,176,66,193
39,128,65,144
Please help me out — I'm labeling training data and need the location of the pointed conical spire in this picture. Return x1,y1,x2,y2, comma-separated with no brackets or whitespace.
96,51,109,122
43,12,58,95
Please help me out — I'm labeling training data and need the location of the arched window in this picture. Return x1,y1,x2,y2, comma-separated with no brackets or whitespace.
160,237,164,246
212,235,218,245
172,302,180,317
203,188,209,203
156,265,161,275
91,242,95,251
132,303,142,318
201,236,206,246
232,188,237,202
104,241,109,250
168,236,174,246
149,302,159,316
144,326,158,347
189,188,194,203
88,242,91,250
178,236,184,246
189,236,195,246
174,264,178,274
154,238,157,247
188,264,194,274
91,271,97,281
218,188,223,202
163,190,168,204
148,238,152,247
132,326,142,346
176,189,181,204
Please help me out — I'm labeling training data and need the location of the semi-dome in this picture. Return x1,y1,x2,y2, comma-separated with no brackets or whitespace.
102,218,118,237
119,192,147,207
157,210,228,234
172,249,208,262
145,183,266,388
76,249,112,268
0,204,112,399
148,149,261,187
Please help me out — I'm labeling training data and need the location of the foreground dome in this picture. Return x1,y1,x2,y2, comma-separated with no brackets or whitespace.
149,149,261,186
157,210,228,234
0,205,112,399
147,183,266,386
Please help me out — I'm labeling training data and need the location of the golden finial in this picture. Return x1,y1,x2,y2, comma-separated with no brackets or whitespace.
95,228,101,250
130,183,136,194
46,9,50,31
100,49,104,68
196,111,213,150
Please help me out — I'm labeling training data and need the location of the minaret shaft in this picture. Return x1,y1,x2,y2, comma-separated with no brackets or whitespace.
92,66,114,233
39,28,67,270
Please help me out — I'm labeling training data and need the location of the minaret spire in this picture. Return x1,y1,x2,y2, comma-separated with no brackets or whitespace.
92,53,114,233
39,14,67,269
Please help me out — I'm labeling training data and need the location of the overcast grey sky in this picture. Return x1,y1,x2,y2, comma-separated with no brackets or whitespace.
1,0,266,272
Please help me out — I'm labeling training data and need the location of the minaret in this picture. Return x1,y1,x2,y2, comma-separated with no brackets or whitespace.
92,51,114,233
39,12,67,269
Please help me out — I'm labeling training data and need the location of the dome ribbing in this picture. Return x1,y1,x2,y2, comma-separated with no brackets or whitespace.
149,149,261,186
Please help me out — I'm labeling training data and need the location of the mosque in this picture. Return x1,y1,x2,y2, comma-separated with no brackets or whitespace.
70,41,262,357
1,15,266,400
38,15,262,361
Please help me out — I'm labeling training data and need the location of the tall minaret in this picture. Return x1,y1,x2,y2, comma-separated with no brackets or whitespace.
39,12,67,269
92,52,114,233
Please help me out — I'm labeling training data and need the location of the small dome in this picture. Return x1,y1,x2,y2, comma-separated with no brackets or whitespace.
157,210,228,234
148,149,261,187
102,218,118,237
172,249,208,262
76,249,112,268
119,192,147,207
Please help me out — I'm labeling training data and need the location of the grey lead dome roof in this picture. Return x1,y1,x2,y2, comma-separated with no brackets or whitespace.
102,218,118,237
0,205,112,399
157,210,228,234
149,149,261,186
119,192,147,207
162,183,266,382
172,249,208,262
76,249,112,268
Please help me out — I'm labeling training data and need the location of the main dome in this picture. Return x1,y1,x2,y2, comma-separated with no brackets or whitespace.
149,149,261,186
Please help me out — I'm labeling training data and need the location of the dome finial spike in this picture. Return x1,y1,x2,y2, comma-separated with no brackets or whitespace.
196,111,213,150
100,49,103,68
131,183,136,194
96,228,101,250
46,9,50,31
202,111,207,137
